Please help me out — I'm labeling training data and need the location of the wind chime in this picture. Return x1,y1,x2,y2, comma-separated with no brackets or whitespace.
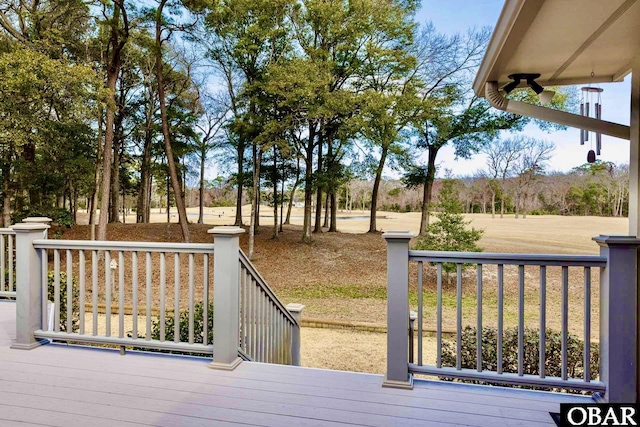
580,86,603,163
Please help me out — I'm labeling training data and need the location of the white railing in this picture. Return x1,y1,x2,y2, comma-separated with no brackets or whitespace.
383,231,640,403
408,251,606,392
0,228,15,297
31,240,215,354
239,250,299,364
11,224,302,370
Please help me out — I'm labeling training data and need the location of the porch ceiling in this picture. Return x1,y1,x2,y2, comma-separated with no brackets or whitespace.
473,0,640,96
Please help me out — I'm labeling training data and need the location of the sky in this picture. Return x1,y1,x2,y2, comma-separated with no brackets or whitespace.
414,0,632,178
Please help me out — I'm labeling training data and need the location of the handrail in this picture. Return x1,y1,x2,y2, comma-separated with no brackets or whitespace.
409,250,607,267
0,228,15,235
33,239,215,254
238,250,297,326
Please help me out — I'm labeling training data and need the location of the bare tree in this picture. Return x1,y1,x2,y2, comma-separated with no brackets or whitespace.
512,139,554,218
481,137,525,218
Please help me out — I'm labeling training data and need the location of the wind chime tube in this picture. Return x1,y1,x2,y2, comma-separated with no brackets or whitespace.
596,103,602,155
585,102,590,141
580,103,585,145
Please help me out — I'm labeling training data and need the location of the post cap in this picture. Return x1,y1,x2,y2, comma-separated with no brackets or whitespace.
286,303,305,313
592,235,640,247
382,230,414,241
22,217,53,224
11,223,50,232
208,226,245,235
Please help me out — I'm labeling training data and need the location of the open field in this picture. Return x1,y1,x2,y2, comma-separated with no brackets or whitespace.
65,209,627,373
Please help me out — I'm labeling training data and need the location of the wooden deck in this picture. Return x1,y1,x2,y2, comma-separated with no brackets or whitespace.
0,300,592,426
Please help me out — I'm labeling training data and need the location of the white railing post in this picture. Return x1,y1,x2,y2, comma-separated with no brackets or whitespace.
286,303,305,366
11,223,49,350
593,235,640,403
382,230,414,389
22,217,53,225
209,226,244,370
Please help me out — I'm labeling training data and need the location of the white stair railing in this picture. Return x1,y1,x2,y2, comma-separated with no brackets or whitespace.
239,250,302,365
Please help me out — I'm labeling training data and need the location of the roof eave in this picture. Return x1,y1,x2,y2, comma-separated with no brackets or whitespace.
472,0,545,97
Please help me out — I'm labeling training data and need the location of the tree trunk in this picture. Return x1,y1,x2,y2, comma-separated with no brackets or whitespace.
198,145,205,224
419,146,438,235
369,144,389,233
97,1,127,242
514,193,519,219
313,131,323,233
302,123,316,242
322,192,329,228
329,191,337,232
136,124,153,223
491,191,496,218
272,145,278,239
156,0,189,242
248,143,260,257
234,138,245,226
285,157,300,225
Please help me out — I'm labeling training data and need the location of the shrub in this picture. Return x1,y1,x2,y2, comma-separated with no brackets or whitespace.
12,207,73,228
151,301,214,345
47,271,79,332
414,179,483,274
441,326,599,390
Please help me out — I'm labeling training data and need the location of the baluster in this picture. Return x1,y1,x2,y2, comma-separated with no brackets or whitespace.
456,263,462,370
251,275,257,358
105,251,111,337
119,251,124,338
203,253,209,345
561,266,569,380
417,261,423,366
174,253,180,343
518,265,524,376
132,252,138,339
497,264,504,375
8,234,13,292
240,264,245,351
584,266,591,383
188,253,194,345
54,250,60,332
92,250,98,336
66,250,72,333
146,252,152,341
260,289,265,362
41,249,48,330
159,252,166,341
477,264,483,372
79,250,86,335
1,234,5,293
265,296,273,363
539,266,546,378
79,250,85,335
243,268,249,353
435,263,442,368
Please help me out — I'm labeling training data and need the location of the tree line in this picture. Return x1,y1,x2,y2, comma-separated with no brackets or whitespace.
0,0,576,256
350,159,629,218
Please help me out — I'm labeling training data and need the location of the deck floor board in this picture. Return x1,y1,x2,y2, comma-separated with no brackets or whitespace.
0,301,591,426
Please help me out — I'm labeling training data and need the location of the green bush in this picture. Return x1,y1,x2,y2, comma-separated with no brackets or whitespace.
12,207,73,228
151,301,214,345
414,179,483,274
47,271,79,332
441,326,599,389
